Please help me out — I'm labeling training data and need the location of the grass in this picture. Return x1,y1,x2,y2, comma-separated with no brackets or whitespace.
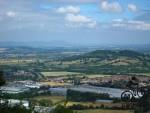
41,71,81,77
74,109,134,113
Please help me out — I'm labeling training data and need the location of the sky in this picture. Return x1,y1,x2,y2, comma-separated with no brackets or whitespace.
0,0,150,45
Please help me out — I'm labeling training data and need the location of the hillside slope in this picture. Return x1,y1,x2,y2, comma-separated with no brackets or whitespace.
61,50,150,74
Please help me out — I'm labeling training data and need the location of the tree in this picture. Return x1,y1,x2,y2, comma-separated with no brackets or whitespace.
138,89,150,113
0,70,5,86
0,105,32,113
0,70,5,98
53,105,73,113
39,99,53,107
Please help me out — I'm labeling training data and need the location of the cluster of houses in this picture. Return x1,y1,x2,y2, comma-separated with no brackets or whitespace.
0,99,29,109
0,80,42,94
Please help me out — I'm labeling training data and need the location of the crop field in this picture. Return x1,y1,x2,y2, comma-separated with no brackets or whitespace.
129,73,150,76
85,74,112,78
74,109,134,113
0,59,34,65
40,81,71,87
66,101,121,108
41,71,82,77
33,96,65,104
41,71,112,78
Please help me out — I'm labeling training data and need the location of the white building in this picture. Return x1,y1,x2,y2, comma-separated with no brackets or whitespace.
0,99,29,109
0,86,29,94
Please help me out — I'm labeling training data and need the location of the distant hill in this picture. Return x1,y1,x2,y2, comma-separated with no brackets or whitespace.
63,50,143,60
62,50,150,74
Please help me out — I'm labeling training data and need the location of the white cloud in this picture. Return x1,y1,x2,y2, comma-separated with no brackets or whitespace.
56,6,80,14
6,11,16,17
100,0,122,13
128,4,137,12
65,13,96,28
56,5,97,28
65,13,91,23
112,19,123,22
87,21,97,28
112,20,150,30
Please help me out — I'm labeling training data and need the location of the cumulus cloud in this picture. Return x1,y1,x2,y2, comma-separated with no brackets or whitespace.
65,13,96,28
56,6,80,14
112,20,150,30
56,5,97,28
65,13,91,23
6,11,16,17
87,21,97,28
100,0,122,13
128,4,137,12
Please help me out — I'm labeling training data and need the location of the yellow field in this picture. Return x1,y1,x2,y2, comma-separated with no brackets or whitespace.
66,101,121,108
0,59,34,65
86,74,112,78
74,109,133,113
33,96,65,104
41,71,114,79
41,71,81,77
40,81,71,87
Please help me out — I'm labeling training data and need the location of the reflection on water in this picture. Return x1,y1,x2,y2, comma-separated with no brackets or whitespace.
49,84,123,98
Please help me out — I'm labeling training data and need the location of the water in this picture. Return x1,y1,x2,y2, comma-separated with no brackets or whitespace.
96,99,113,102
49,84,123,98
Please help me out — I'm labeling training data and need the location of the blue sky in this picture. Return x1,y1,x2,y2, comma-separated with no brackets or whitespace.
0,0,150,45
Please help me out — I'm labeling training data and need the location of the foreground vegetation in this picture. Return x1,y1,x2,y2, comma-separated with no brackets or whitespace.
0,105,32,113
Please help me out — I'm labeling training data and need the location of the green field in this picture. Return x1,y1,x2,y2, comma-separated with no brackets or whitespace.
41,71,82,77
129,73,150,76
0,59,34,65
85,74,112,78
33,95,65,105
41,71,113,78
74,109,134,113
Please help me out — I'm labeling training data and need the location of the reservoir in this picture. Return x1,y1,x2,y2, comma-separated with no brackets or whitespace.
49,84,123,98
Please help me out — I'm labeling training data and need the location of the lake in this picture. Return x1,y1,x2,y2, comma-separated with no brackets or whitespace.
49,84,123,98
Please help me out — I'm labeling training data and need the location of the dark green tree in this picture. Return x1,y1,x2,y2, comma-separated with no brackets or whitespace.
0,70,5,86
39,99,53,107
53,105,73,113
138,90,150,113
0,105,32,113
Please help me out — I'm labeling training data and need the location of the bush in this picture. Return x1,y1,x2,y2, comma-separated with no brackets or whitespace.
67,89,110,102
53,105,73,113
0,104,32,113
